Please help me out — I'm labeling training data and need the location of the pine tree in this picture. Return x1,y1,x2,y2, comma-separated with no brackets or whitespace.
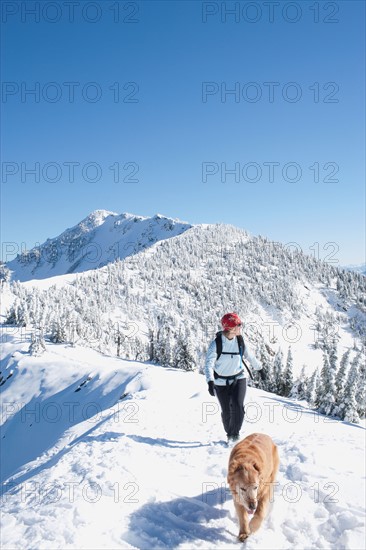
66,312,79,347
50,320,66,343
0,262,11,284
355,352,366,419
148,328,155,362
263,354,275,393
335,349,351,395
272,349,284,394
29,329,46,356
174,332,196,371
339,357,361,423
306,368,319,406
132,338,145,361
314,366,324,409
291,365,307,399
282,347,294,397
5,303,17,325
154,325,173,367
255,342,272,390
317,352,336,416
329,337,338,371
5,298,28,327
114,324,125,357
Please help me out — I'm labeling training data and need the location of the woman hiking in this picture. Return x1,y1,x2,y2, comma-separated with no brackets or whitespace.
205,312,264,444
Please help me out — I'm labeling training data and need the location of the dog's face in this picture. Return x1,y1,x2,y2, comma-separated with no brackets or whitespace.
229,464,260,515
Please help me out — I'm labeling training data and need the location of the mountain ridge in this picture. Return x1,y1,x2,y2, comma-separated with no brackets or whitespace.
341,263,366,275
6,210,192,282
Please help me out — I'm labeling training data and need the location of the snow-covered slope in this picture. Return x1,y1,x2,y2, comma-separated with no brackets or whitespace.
6,210,191,281
0,331,364,549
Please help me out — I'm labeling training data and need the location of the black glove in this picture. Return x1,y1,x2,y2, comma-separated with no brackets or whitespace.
259,368,267,381
208,381,215,396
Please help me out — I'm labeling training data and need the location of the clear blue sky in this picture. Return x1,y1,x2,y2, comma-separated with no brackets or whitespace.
1,0,365,265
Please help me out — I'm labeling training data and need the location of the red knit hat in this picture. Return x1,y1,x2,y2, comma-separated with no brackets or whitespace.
221,313,242,330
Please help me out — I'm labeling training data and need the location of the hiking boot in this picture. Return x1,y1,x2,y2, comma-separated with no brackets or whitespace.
227,434,240,446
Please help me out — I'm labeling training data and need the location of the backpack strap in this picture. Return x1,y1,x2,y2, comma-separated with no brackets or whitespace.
237,334,254,380
215,331,223,360
237,334,245,357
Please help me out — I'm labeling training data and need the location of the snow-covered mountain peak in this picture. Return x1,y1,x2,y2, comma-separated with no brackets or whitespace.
79,209,118,228
6,210,192,282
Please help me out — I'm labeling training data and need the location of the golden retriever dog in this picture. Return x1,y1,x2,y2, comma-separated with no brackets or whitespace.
227,433,279,541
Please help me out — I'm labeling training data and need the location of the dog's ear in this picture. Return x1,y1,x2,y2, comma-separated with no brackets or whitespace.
252,462,260,473
229,459,243,476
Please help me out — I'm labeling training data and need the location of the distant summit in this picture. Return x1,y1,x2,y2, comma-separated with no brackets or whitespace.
341,263,366,276
7,210,192,282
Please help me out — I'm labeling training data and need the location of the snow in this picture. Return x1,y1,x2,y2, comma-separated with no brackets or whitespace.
6,211,192,281
1,331,365,549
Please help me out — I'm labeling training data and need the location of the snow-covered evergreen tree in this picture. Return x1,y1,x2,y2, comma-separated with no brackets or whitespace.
291,365,307,400
5,297,28,327
255,342,272,390
316,352,336,416
29,329,46,356
282,347,294,397
49,311,68,343
354,352,366,419
306,368,319,406
131,337,146,361
113,323,125,357
328,337,338,371
174,332,196,371
272,349,284,395
339,356,361,423
154,325,173,367
148,328,155,362
0,261,11,284
335,349,351,396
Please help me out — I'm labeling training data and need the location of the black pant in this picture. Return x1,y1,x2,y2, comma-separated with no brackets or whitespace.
214,378,247,437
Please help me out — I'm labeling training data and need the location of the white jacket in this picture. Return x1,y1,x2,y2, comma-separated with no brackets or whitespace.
205,334,262,386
